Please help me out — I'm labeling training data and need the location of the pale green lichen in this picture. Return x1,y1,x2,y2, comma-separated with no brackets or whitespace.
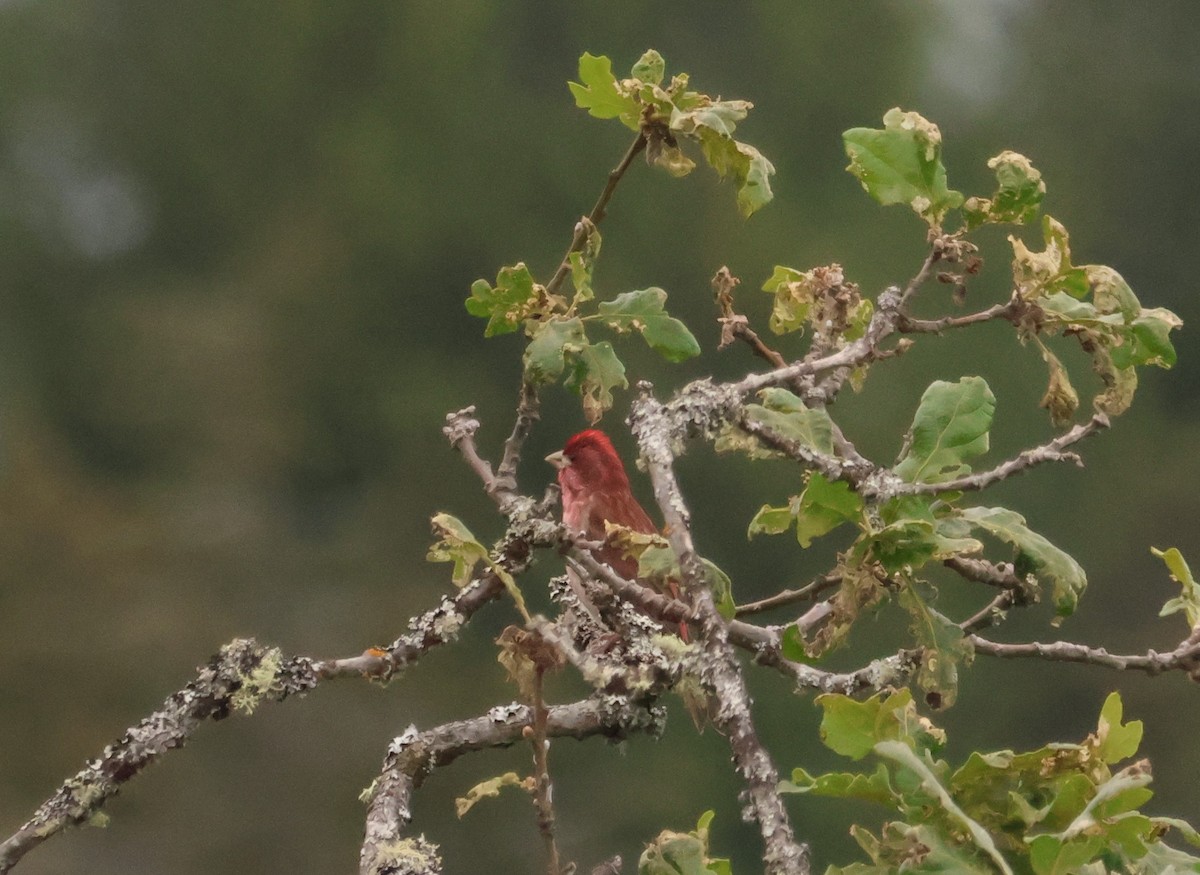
358,776,381,804
372,836,442,875
231,647,284,714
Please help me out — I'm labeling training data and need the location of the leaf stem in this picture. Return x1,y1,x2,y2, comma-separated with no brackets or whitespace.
545,132,647,298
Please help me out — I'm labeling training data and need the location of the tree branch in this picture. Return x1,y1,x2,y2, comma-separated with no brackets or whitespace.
900,413,1110,495
735,573,841,617
545,133,647,298
630,391,810,875
359,697,663,875
0,640,318,874
970,628,1200,679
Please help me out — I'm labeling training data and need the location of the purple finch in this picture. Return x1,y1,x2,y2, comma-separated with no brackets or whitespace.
547,429,688,640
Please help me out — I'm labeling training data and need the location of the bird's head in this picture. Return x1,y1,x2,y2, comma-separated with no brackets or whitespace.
546,429,632,498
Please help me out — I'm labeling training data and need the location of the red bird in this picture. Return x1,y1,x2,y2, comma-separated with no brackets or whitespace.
547,429,688,639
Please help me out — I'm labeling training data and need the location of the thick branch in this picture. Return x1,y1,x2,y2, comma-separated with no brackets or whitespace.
0,640,317,874
630,392,809,875
359,697,662,875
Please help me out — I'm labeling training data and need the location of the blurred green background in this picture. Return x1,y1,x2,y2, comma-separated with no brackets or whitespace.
2,2,1198,872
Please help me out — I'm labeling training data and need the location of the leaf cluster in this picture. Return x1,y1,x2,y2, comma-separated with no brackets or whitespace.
781,691,1200,874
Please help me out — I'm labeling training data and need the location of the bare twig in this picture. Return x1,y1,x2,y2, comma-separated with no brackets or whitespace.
735,573,842,617
545,133,648,298
530,668,564,875
444,406,503,495
630,391,810,875
714,266,788,370
898,300,1016,334
958,590,1023,634
970,628,1200,679
900,413,1110,496
359,697,663,875
898,245,942,308
496,380,542,496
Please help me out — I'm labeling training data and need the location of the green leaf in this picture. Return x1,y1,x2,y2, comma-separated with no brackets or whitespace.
816,689,944,760
894,377,995,484
670,97,776,216
564,340,628,423
1095,692,1143,765
780,624,811,663
746,501,796,538
428,514,529,621
873,741,1014,875
781,763,896,806
1028,834,1105,875
631,49,665,86
638,811,730,875
963,150,1045,230
959,506,1087,623
704,559,737,620
568,222,602,305
843,108,964,228
427,513,490,588
760,265,811,334
632,541,736,620
795,472,863,548
1152,546,1200,628
898,584,973,710
698,133,775,217
466,263,547,336
732,388,836,460
568,52,640,129
523,317,586,384
865,516,982,574
596,287,701,362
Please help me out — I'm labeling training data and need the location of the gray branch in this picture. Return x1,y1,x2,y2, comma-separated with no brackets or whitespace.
971,627,1200,679
0,639,318,874
359,697,663,875
630,390,810,875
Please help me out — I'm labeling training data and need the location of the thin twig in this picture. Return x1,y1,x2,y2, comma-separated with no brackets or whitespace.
545,133,648,298
735,573,842,617
898,300,1016,334
898,244,942,307
958,590,1022,634
970,629,1200,678
899,413,1109,496
530,667,564,875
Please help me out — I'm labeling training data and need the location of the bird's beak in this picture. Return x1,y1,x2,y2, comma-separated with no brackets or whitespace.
545,450,568,470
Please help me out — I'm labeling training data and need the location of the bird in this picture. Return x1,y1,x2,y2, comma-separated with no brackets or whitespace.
546,429,689,640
